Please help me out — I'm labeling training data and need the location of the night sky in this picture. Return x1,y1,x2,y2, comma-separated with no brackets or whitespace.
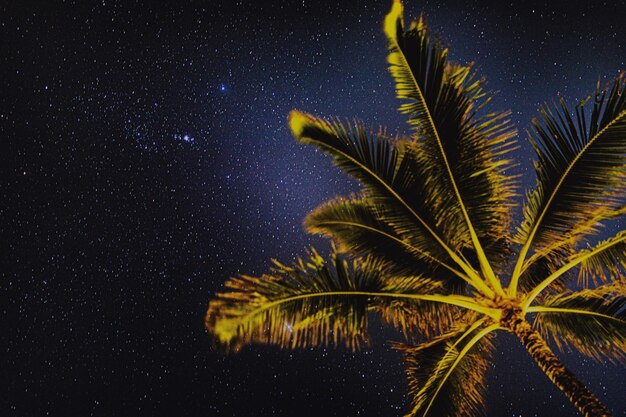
1,1,625,416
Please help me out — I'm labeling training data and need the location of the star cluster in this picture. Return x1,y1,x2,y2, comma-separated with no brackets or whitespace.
1,1,625,416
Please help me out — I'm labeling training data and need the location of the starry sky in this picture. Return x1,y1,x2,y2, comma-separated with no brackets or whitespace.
1,1,625,416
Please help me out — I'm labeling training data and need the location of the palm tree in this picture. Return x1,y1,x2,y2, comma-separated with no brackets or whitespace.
205,1,626,416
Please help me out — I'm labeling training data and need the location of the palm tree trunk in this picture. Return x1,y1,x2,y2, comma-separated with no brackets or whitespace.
509,317,612,417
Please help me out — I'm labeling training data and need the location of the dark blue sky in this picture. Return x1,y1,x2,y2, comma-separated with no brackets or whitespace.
1,1,625,416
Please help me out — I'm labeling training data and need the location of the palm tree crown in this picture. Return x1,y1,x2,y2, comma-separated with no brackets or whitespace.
205,1,626,416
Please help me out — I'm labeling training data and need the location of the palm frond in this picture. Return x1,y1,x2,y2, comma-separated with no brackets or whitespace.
393,322,497,417
305,194,469,289
512,74,626,290
205,248,488,352
384,1,518,287
516,207,624,285
532,283,626,363
524,229,626,307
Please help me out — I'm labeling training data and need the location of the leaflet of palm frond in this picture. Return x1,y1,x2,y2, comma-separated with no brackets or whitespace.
206,248,449,352
289,112,459,265
305,195,467,290
606,202,626,220
517,247,576,296
578,229,626,286
533,284,626,363
393,323,495,417
384,2,518,258
516,74,626,257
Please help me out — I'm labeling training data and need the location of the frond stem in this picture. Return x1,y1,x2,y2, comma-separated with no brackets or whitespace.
527,306,626,325
243,291,499,322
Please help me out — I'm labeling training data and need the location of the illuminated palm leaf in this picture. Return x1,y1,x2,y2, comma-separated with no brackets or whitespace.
305,194,467,290
384,0,518,278
533,284,626,363
513,75,626,285
393,322,496,417
206,248,476,352
524,229,626,308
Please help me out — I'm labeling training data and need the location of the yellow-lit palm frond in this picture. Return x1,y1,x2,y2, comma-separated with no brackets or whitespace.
206,247,491,352
384,0,518,288
524,229,626,308
532,283,626,363
305,194,470,291
393,322,497,417
511,74,626,294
